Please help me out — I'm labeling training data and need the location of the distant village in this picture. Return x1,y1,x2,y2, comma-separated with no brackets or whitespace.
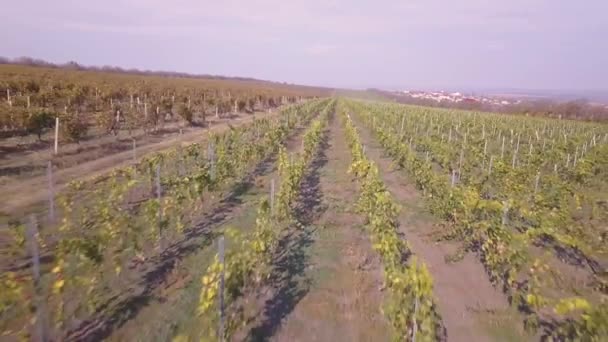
374,89,608,121
397,90,521,107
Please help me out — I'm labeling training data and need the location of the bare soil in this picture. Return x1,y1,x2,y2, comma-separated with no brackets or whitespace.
1,120,190,184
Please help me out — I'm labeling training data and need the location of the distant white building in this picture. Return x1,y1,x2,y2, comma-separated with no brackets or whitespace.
397,89,517,107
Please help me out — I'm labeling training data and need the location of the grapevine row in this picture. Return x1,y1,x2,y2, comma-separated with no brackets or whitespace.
194,100,334,340
338,101,440,341
345,99,608,340
1,64,326,140
1,100,330,340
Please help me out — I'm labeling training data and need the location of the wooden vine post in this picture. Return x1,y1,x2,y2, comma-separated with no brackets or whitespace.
218,236,225,342
54,117,59,155
156,165,164,252
27,215,50,342
208,142,216,180
47,161,55,222
270,178,275,214
132,139,137,164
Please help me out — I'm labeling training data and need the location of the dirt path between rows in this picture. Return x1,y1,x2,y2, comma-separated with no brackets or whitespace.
1,111,276,217
239,113,390,341
1,120,197,183
354,119,523,342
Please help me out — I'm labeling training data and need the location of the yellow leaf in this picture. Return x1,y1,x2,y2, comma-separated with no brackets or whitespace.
554,297,591,315
172,334,189,342
53,279,65,293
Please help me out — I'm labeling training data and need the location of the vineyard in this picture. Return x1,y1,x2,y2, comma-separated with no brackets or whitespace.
2,93,608,341
0,64,328,217
0,64,326,139
345,100,608,340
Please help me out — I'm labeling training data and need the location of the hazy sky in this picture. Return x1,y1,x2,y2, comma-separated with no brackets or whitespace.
1,1,607,91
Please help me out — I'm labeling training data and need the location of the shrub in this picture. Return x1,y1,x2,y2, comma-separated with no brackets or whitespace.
177,104,193,125
27,110,55,140
60,112,88,142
